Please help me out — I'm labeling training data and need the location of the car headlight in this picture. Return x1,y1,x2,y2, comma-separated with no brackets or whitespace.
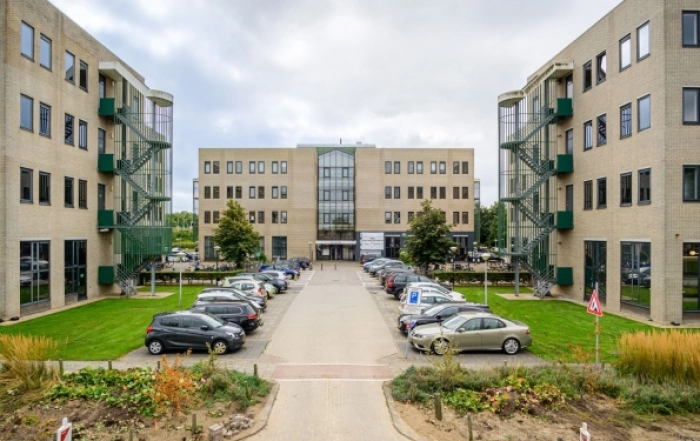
411,333,424,338
226,332,241,339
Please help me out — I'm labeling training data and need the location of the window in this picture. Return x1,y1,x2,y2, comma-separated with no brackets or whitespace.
584,241,607,302
281,211,287,223
453,161,460,174
35,102,51,137
79,61,88,90
439,161,446,174
393,161,400,174
323,190,330,201
408,187,415,199
21,22,34,59
385,186,391,199
430,187,437,199
408,212,415,222
417,161,423,174
20,95,33,130
385,212,392,224
20,168,33,202
235,186,242,199
683,11,699,47
620,34,631,70
583,61,592,91
78,120,87,149
213,186,220,199
342,190,349,201
258,211,265,223
281,161,287,173
408,161,414,174
64,177,74,207
97,128,105,154
596,51,607,83
65,51,74,83
249,186,256,198
565,128,573,154
430,161,437,174
227,161,233,174
637,21,650,60
597,178,607,208
638,168,651,203
453,212,460,224
683,166,700,201
258,186,265,199
620,173,632,206
683,88,700,124
453,187,460,199
323,167,330,178
272,211,279,223
385,161,392,174
64,114,74,144
272,161,279,173
249,161,255,173
281,186,287,199
620,241,651,308
97,184,105,211
21,241,51,305
461,212,469,224
40,35,51,69
249,211,255,223
226,186,233,199
394,212,400,224
258,161,264,173
39,172,50,204
204,186,211,199
566,74,574,99
213,211,220,223
235,161,242,174
584,180,593,210
620,103,632,138
272,186,279,198
439,187,446,199
78,179,87,208
462,187,469,199
394,186,400,199
462,161,469,174
213,161,220,174
597,114,607,146
584,120,593,150
416,187,423,199
638,95,651,131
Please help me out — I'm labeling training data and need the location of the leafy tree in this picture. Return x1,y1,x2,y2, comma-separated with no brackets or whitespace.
170,211,195,229
212,200,261,269
405,200,455,272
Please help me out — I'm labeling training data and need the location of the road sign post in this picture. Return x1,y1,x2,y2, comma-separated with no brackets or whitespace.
587,284,604,369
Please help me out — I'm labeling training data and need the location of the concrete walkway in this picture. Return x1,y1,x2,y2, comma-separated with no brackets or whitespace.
249,263,408,440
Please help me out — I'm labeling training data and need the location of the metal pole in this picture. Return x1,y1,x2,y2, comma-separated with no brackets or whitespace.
178,257,183,309
595,282,600,369
485,260,488,305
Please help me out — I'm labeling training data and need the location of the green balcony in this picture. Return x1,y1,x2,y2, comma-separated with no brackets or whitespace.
98,210,114,229
556,211,573,229
556,267,573,286
98,98,116,117
98,266,114,284
556,154,574,174
556,98,573,118
98,154,114,173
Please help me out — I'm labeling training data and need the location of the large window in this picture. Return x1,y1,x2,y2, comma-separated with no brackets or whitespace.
21,21,34,59
620,103,632,138
39,172,50,205
597,114,607,146
584,180,593,210
78,120,87,149
78,179,87,208
65,240,87,300
20,94,33,130
683,11,699,47
638,95,651,131
596,51,607,83
584,241,607,303
620,242,651,309
597,177,606,208
638,168,651,204
683,88,699,124
65,51,75,83
620,173,632,206
20,241,50,305
21,168,33,203
620,34,631,70
40,35,51,69
583,61,592,91
39,103,51,136
65,114,74,144
637,21,650,60
584,121,593,150
684,166,700,201
272,237,287,260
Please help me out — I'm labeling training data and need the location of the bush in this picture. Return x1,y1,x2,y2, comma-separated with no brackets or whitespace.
432,270,532,286
138,270,243,286
0,334,58,391
618,330,700,385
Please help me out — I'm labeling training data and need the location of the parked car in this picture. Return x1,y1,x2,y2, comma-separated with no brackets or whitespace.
360,253,381,265
222,278,273,298
408,312,531,355
398,289,465,315
397,302,492,334
380,268,415,287
400,284,464,303
145,311,246,355
261,269,292,281
195,288,266,311
385,274,434,298
166,253,192,262
364,258,392,272
369,260,404,276
627,267,651,285
260,264,299,279
191,302,262,332
236,272,287,292
376,265,414,280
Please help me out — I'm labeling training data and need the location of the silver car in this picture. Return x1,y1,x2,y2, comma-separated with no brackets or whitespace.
408,312,532,355
398,289,465,315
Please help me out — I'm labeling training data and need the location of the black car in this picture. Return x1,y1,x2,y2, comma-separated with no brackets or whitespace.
191,302,262,332
145,311,246,355
397,302,492,334
196,288,266,311
379,267,414,286
385,274,434,297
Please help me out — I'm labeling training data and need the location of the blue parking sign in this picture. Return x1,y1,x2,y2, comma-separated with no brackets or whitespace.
407,288,422,306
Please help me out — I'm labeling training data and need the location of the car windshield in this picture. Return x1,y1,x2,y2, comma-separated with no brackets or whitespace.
196,312,226,328
441,315,467,331
422,304,447,316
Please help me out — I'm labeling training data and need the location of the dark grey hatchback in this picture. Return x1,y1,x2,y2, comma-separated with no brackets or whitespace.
145,311,246,355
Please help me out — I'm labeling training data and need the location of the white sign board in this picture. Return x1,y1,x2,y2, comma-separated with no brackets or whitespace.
360,232,384,251
406,287,422,306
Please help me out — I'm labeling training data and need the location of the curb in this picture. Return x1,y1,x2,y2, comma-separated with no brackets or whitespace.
236,381,280,440
382,382,429,441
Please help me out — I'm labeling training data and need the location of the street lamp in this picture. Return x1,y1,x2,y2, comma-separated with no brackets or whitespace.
450,246,458,291
176,251,186,309
213,245,221,271
481,252,492,305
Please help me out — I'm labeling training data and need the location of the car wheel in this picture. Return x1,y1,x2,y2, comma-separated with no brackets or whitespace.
502,338,520,355
147,340,164,355
212,340,228,355
431,339,450,355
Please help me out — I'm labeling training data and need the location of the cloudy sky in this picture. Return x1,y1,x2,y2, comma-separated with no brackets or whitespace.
50,0,622,211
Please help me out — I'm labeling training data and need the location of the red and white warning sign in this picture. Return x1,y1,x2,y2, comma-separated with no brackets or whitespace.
587,289,603,317
56,417,72,441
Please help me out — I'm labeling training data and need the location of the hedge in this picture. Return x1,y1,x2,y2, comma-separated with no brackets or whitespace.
138,270,243,286
432,270,532,287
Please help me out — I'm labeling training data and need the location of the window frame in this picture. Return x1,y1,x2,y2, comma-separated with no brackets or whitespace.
583,60,593,91
79,60,88,91
683,165,700,202
620,103,632,138
78,119,88,149
281,161,287,174
637,21,650,61
385,212,392,224
583,120,593,150
385,186,392,199
204,186,211,199
213,186,220,199
453,161,460,174
249,161,255,174
461,161,469,174
565,128,573,154
407,161,414,174
281,186,287,199
462,187,469,199
596,51,607,84
408,186,414,199
394,211,400,224
235,186,242,199
226,161,233,174
40,34,52,69
64,113,74,145
620,172,633,206
258,161,265,174
272,186,279,199
64,176,74,207
430,161,437,174
204,161,211,174
65,51,75,83
272,161,279,174
417,161,423,174
683,11,700,47
213,161,220,174
235,161,242,174
20,94,33,131
394,161,400,174
394,186,400,199
248,186,255,199
638,94,651,132
584,180,593,210
597,177,607,209
78,179,87,209
597,114,607,146
439,161,446,174
385,161,392,174
461,212,469,224
21,21,34,60
281,211,287,224
453,187,460,199
683,88,700,124
97,128,106,154
620,34,631,70
258,186,265,199
416,187,423,199
20,168,33,203
638,168,651,204
39,171,50,205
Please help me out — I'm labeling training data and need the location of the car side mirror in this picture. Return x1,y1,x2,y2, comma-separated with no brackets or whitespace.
457,328,465,333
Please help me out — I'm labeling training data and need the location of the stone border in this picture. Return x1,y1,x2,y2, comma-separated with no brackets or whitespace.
382,382,429,441
236,381,280,440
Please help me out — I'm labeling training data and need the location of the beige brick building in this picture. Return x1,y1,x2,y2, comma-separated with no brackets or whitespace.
197,145,475,263
498,0,700,323
2,0,173,319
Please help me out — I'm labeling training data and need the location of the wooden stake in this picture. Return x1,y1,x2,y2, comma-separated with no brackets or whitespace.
433,393,442,421
467,414,473,440
253,364,258,378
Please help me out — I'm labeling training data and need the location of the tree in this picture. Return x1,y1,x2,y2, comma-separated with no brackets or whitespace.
405,200,455,272
212,200,261,269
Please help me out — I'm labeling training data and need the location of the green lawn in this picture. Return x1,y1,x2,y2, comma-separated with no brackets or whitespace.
456,286,652,363
0,286,204,361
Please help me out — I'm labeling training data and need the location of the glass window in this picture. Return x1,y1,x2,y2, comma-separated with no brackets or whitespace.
462,187,469,199
226,186,233,199
65,51,74,83
416,187,423,199
64,114,74,144
249,186,255,199
213,161,220,174
226,161,233,174
638,95,651,131
272,186,279,199
597,114,607,146
620,242,651,308
272,211,279,223
249,161,255,173
385,186,391,199
204,186,211,199
453,161,460,174
417,161,423,174
385,161,392,174
637,21,650,60
439,161,446,174
394,186,400,199
235,186,242,199
249,211,255,223
20,168,33,202
684,166,700,201
342,190,349,201
20,94,33,130
462,161,469,174
393,161,400,174
453,212,459,224
258,211,264,223
323,167,330,178
620,34,631,70
79,60,88,90
40,35,51,69
583,61,592,91
394,212,400,224
461,212,469,224
683,88,699,124
342,167,349,177
430,187,437,199
213,186,220,199
272,236,287,259
258,161,264,173
281,161,287,173
638,168,651,203
39,172,50,205
566,128,573,154
385,212,392,224
682,243,700,312
566,74,573,99
430,161,437,174
323,190,330,201
98,74,106,98
597,178,606,208
683,11,699,47
64,177,74,207
620,173,632,206
21,22,34,59
408,187,414,199
620,104,632,138
20,241,51,305
78,120,87,149
258,186,265,199
235,161,242,173
281,211,287,223
408,212,415,222
453,187,460,199
596,51,607,83
408,161,414,174
584,120,593,150
584,241,607,302
281,186,287,199
40,103,51,136
272,161,279,173
97,128,105,154
65,240,87,299
584,180,593,210
439,187,446,199
78,179,87,208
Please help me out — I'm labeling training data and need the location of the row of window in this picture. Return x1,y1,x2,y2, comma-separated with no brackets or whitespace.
20,168,92,209
202,210,289,225
385,161,469,175
386,186,470,200
580,168,651,210
20,240,87,306
19,94,102,149
203,185,288,200
204,160,288,175
21,21,89,90
384,211,470,225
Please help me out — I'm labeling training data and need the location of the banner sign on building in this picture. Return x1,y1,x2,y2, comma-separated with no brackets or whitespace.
360,232,384,251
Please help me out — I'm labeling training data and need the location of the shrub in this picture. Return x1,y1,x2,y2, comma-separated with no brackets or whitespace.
618,330,700,385
0,334,58,391
152,353,200,416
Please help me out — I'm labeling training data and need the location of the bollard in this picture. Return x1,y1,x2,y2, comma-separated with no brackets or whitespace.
254,364,258,378
321,263,323,270
191,414,198,435
108,360,112,370
433,393,442,421
157,360,161,371
128,428,134,441
58,360,64,375
467,414,473,440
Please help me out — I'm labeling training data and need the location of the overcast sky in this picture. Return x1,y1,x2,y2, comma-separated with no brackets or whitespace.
50,0,622,211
